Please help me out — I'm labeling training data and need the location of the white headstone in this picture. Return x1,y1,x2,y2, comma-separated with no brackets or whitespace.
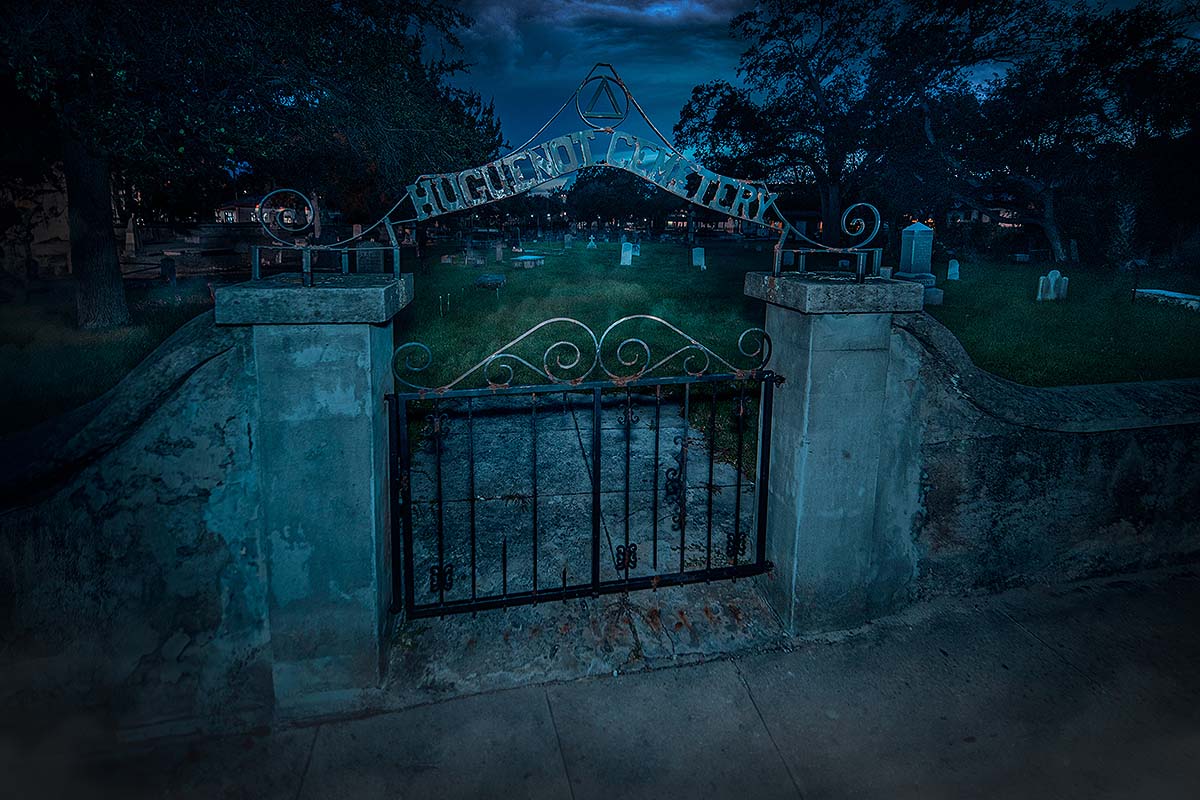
620,242,633,266
632,243,640,257
947,259,960,281
692,247,706,270
1047,269,1062,300
586,235,597,250
899,222,934,274
1036,275,1051,301
1058,276,1069,299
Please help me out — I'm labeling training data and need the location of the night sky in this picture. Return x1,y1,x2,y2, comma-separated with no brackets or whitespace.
452,0,746,148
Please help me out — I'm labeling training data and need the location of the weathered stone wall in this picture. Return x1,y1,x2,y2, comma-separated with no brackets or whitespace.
0,313,272,739
887,314,1200,597
2,299,1197,741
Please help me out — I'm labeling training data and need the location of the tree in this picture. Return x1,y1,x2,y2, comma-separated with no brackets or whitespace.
922,1,1200,262
0,1,501,327
565,167,682,231
675,0,1046,244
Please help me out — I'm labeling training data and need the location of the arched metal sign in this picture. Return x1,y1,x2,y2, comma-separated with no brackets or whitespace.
257,63,880,266
407,129,780,226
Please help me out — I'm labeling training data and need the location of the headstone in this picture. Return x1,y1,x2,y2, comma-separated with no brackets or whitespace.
1013,253,1031,263
947,259,960,281
475,273,506,290
124,218,140,256
923,287,944,306
895,271,936,287
1133,288,1200,311
586,235,597,250
879,267,894,279
899,222,934,274
1036,270,1069,301
1048,269,1062,299
632,243,640,257
620,242,633,266
692,247,706,270
159,256,177,287
782,251,795,267
358,248,385,273
440,254,452,264
564,233,574,250
495,243,504,263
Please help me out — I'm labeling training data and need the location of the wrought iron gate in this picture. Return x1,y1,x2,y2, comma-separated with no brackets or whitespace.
386,316,781,618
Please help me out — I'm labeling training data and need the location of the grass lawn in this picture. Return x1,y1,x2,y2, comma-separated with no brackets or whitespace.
393,240,768,389
926,259,1200,386
0,280,214,436
2,239,1199,437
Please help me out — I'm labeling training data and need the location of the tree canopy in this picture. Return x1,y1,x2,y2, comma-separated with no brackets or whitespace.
565,168,682,231
0,0,503,326
676,0,1200,260
675,0,1045,244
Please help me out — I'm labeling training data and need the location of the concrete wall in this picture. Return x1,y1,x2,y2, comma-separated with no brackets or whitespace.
2,297,1197,740
0,314,273,739
886,314,1200,597
0,275,405,740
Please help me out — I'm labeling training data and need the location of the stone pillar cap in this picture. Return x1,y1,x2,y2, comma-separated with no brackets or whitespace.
215,273,412,325
745,272,923,314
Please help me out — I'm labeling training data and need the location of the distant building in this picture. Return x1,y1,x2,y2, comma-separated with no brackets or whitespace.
214,197,260,223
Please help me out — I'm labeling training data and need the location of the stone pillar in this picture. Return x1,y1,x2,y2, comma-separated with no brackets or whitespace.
744,273,922,633
215,274,411,717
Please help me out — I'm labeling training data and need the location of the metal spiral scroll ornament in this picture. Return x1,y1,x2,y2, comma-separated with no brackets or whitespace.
392,316,772,392
393,318,599,392
776,201,882,252
255,188,316,246
839,202,882,248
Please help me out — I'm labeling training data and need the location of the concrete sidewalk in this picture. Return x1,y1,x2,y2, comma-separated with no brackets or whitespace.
15,567,1200,799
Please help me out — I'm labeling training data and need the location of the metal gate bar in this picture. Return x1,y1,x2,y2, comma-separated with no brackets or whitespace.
387,369,777,619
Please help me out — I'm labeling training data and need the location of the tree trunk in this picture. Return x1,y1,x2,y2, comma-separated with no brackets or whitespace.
1040,188,1068,263
818,182,842,246
63,138,129,328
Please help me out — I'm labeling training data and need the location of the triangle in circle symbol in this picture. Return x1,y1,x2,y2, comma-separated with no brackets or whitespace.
583,77,626,120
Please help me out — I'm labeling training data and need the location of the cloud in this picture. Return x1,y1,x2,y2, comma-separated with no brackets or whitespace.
451,1,748,144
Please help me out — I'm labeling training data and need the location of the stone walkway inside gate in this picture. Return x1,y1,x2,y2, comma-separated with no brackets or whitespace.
387,388,787,707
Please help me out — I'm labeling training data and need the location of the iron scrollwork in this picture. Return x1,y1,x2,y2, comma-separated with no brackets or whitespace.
393,315,771,392
663,435,690,533
430,565,454,593
615,544,638,571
